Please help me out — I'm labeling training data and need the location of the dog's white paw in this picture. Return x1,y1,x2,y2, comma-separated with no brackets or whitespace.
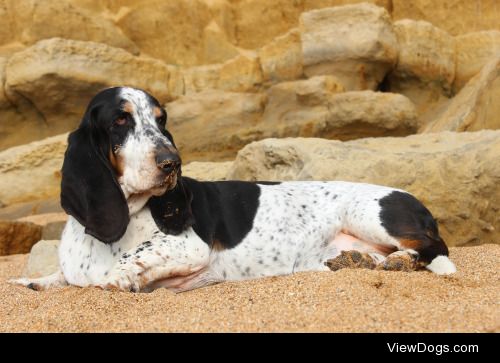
101,271,142,292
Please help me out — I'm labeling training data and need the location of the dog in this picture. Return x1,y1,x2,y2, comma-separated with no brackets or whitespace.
10,87,456,293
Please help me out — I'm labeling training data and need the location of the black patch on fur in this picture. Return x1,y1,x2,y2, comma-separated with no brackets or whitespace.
148,177,195,235
379,191,449,263
149,177,262,249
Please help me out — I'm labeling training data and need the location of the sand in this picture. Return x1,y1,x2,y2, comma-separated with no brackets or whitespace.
0,245,498,332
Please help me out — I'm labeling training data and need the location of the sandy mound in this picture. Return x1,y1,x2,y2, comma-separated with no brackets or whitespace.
0,245,498,332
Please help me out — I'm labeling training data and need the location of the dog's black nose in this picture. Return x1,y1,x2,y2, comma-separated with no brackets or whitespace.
156,149,181,174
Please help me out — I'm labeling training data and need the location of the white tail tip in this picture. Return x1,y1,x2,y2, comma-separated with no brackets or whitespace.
426,255,457,275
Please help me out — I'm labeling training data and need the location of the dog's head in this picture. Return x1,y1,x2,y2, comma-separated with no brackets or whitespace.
61,87,186,243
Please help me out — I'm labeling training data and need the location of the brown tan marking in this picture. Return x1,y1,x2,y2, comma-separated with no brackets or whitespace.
109,145,124,176
211,239,226,252
122,101,134,114
153,106,162,118
399,238,424,250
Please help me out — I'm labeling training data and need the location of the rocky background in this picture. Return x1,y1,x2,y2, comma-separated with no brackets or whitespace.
0,0,499,272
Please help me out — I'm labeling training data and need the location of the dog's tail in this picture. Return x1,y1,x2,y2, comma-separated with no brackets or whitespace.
421,235,456,275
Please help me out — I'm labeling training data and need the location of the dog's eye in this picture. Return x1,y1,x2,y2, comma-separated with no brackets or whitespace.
114,117,128,126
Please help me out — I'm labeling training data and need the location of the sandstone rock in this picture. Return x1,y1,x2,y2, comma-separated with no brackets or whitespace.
392,0,500,36
261,79,417,140
232,0,392,50
390,20,455,92
0,0,138,54
0,57,8,108
42,222,66,241
85,0,142,13
0,220,42,255
0,107,53,152
168,82,417,161
0,2,12,47
18,213,68,241
17,213,67,225
231,0,303,50
387,20,455,123
115,0,213,66
73,0,240,66
23,240,60,278
258,28,303,84
303,0,391,10
5,38,182,142
217,52,263,92
167,90,266,161
1,56,50,151
0,198,63,221
203,0,237,46
423,56,500,132
0,41,25,58
183,52,263,94
454,31,500,91
183,64,222,94
266,75,345,107
0,133,67,206
228,131,500,247
65,0,109,14
202,20,240,64
183,161,233,181
299,3,398,90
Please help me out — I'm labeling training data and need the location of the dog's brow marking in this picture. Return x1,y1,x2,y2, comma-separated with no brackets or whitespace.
122,101,134,114
119,87,172,145
119,87,153,129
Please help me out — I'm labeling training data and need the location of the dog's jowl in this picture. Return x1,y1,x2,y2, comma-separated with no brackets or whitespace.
9,87,456,293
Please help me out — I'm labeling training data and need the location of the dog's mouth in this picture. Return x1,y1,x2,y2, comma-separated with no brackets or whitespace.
151,171,179,196
118,166,180,198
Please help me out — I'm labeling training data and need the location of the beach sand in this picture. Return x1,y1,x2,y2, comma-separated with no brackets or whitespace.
0,245,498,332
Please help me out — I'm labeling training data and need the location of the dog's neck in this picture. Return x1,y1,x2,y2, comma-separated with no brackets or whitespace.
126,192,152,215
120,177,181,217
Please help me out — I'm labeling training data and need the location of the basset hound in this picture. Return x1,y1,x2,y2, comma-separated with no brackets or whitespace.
10,87,456,293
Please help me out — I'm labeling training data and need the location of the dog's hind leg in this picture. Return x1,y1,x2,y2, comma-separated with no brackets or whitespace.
325,190,456,275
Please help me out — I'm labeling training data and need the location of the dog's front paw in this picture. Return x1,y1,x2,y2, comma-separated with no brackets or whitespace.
101,272,142,293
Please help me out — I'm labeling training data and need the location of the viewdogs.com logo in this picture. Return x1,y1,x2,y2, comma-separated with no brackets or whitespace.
387,343,479,355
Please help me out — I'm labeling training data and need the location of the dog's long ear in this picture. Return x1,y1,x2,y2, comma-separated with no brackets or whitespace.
148,175,195,235
148,111,194,234
60,107,129,243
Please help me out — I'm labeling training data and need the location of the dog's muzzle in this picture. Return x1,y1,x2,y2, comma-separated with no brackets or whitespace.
156,146,180,173
155,146,181,191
